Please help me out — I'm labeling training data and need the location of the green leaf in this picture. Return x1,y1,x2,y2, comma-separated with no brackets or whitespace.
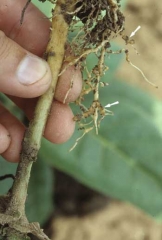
0,156,53,225
0,157,17,195
40,79,162,219
26,156,54,225
32,0,53,17
120,0,129,9
0,93,24,121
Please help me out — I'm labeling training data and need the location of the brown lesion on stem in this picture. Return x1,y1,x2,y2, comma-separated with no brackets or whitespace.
0,0,77,239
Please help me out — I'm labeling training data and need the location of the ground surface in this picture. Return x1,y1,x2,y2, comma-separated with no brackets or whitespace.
48,1,162,239
51,201,162,240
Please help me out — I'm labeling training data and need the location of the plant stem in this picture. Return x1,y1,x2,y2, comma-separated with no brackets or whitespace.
6,0,76,219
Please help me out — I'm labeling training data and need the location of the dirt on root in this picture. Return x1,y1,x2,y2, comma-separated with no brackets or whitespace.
48,1,162,239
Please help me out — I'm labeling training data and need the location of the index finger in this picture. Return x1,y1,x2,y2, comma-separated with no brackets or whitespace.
0,0,51,56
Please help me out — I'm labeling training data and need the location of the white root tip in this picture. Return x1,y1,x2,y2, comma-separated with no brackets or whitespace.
129,61,158,88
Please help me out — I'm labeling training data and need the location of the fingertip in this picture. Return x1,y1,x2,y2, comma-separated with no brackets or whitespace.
17,55,50,86
0,124,11,154
44,101,75,144
0,32,52,98
0,107,25,163
15,54,52,98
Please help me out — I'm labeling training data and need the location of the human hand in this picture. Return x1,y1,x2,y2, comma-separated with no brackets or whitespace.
0,0,82,162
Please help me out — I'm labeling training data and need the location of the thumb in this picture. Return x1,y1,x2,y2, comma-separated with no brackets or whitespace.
0,31,51,98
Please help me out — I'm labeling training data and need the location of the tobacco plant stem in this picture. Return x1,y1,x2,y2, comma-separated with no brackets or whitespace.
7,0,75,216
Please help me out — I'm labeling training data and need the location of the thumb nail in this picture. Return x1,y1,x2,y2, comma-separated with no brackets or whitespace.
16,55,48,85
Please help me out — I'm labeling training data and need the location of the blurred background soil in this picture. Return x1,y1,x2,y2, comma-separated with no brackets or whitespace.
47,1,162,239
118,0,162,99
